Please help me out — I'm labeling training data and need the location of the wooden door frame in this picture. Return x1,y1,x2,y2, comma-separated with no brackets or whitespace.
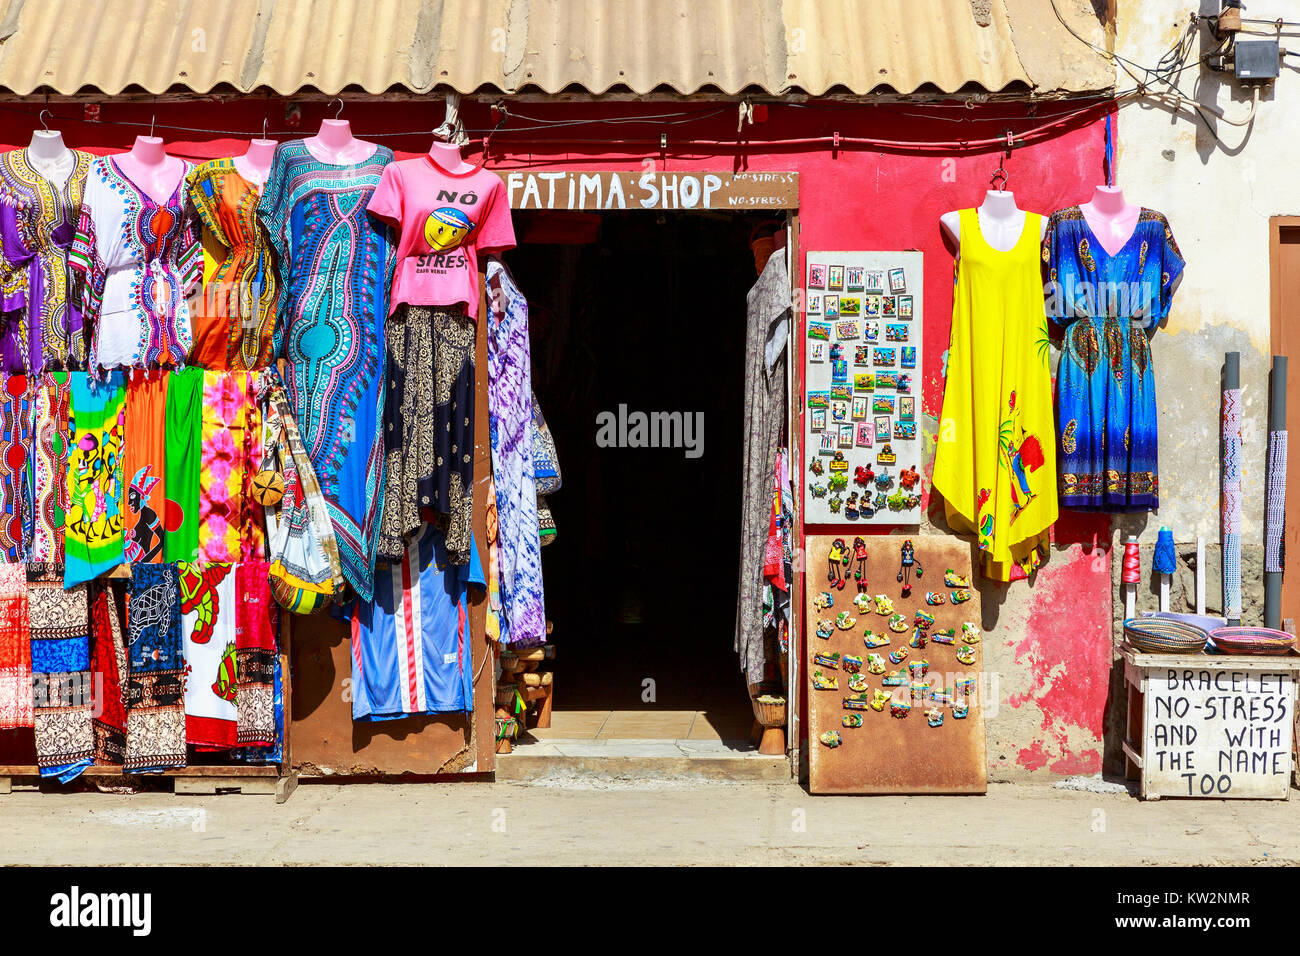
1269,216,1300,634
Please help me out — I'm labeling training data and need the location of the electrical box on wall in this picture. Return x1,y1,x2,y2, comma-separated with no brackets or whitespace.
1234,38,1280,80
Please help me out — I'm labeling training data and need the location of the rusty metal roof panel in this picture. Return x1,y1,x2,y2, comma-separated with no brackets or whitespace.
0,0,1114,97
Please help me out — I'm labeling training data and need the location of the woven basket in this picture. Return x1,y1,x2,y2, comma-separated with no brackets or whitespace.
1123,617,1208,655
1209,626,1296,656
752,695,787,728
495,684,519,706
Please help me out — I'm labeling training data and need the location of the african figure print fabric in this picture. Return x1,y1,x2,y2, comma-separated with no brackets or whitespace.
64,372,126,587
259,140,394,600
484,260,545,646
0,562,31,728
186,158,279,369
0,147,93,373
29,372,69,570
69,157,202,371
0,376,30,561
125,562,186,772
1045,207,1184,512
123,370,168,563
28,579,94,782
178,560,237,749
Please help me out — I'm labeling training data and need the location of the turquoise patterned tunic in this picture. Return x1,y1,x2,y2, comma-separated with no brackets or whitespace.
1044,206,1184,512
259,141,395,600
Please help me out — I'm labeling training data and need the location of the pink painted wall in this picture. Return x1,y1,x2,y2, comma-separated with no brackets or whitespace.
0,96,1115,774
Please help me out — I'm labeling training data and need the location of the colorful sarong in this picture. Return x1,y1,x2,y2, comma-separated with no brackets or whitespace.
124,563,186,772
29,372,69,571
178,560,237,749
90,583,128,764
0,376,30,561
65,372,126,587
29,579,94,781
0,563,32,728
235,560,276,747
198,371,255,563
163,366,202,563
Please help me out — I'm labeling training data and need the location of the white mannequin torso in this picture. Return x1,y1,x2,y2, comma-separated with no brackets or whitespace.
115,135,185,206
26,129,75,189
304,119,377,166
941,190,1046,254
1080,185,1141,256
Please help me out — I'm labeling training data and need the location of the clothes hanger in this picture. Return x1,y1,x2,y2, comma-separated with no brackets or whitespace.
989,131,1012,191
39,109,52,132
331,97,344,121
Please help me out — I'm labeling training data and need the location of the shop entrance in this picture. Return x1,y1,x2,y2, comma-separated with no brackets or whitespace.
505,209,780,745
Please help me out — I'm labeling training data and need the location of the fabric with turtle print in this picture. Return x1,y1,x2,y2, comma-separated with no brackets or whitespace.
125,562,186,772
0,147,93,372
28,579,94,781
378,304,475,565
1045,206,1184,512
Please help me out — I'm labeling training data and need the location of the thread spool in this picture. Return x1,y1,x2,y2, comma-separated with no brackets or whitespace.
1122,538,1141,584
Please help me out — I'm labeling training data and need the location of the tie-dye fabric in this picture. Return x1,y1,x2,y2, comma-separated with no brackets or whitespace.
29,372,69,571
235,560,276,747
123,370,169,563
65,372,126,587
198,370,256,563
90,583,128,765
178,560,237,749
484,261,546,646
0,563,31,728
124,563,186,772
0,375,30,561
29,579,94,782
163,366,202,562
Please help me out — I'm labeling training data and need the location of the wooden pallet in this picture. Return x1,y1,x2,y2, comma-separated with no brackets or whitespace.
0,764,298,803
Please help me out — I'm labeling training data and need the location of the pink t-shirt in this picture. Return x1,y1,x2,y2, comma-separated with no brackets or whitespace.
367,157,515,318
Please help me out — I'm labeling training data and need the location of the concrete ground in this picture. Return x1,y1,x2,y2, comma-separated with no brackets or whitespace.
0,775,1297,865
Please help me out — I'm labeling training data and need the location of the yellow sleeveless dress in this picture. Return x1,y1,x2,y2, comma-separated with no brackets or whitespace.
933,208,1057,580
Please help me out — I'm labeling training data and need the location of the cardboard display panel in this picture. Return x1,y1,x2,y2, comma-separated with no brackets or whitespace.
805,535,986,794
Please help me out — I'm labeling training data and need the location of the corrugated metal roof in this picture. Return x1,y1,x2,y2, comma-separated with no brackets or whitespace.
0,0,1114,97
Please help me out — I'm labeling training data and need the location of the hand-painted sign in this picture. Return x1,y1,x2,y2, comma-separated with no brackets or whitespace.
500,170,798,210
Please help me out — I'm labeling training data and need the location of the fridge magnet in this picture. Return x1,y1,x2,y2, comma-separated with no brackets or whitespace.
841,712,864,728
845,265,865,290
865,654,887,675
961,623,982,645
932,629,956,645
853,464,874,487
924,591,946,606
893,421,916,441
914,609,935,629
830,400,848,423
872,594,894,616
888,647,909,665
851,396,869,421
808,264,827,288
901,347,916,369
838,423,855,449
888,267,906,293
897,538,922,593
888,613,909,633
853,372,874,391
873,347,896,367
876,372,898,390
890,699,911,718
812,671,838,690
828,472,847,492
818,730,842,747
956,677,976,699
853,591,873,614
813,652,840,669
898,294,914,318
931,687,954,705
807,391,828,409
925,707,945,728
809,481,827,499
835,611,856,631
882,669,907,687
952,704,969,719
843,694,871,712
896,373,912,393
823,294,840,317
908,659,930,679
899,465,920,489
812,589,833,609
874,417,890,442
835,318,860,339
956,645,976,666
828,494,843,513
872,396,895,415
877,444,897,465
810,408,826,432
865,270,884,294
828,264,845,290
951,589,972,605
818,434,836,455
831,362,848,388
855,423,873,447
909,628,927,649
853,345,871,366
808,342,826,363
839,297,861,317
828,451,849,472
899,396,915,421
808,294,821,314
870,689,891,712
842,654,864,674
863,320,880,342
829,383,852,401
808,321,831,340
864,630,890,649
847,673,869,693
910,680,931,701
815,619,835,639
864,295,882,317
944,569,971,588
881,296,897,317
885,323,909,342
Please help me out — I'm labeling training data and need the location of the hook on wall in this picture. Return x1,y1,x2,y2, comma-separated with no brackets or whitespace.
989,129,1015,191
38,109,52,132
330,97,344,120
149,114,156,139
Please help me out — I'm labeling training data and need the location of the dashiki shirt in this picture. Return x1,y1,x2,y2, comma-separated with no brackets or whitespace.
1045,207,1185,511
64,372,126,587
186,159,279,369
177,560,237,749
29,372,70,571
0,376,30,561
351,526,483,720
125,562,186,772
259,141,394,600
69,156,201,370
0,148,93,372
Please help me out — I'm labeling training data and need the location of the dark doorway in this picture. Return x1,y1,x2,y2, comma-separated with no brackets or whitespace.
506,209,774,739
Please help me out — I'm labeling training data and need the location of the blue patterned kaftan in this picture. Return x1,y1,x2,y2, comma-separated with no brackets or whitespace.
1044,206,1184,512
259,142,394,600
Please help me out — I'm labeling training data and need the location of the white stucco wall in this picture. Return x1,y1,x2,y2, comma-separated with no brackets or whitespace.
1114,0,1299,544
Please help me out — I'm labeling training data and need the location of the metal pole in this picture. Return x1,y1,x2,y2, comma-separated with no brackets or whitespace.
1264,355,1288,630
